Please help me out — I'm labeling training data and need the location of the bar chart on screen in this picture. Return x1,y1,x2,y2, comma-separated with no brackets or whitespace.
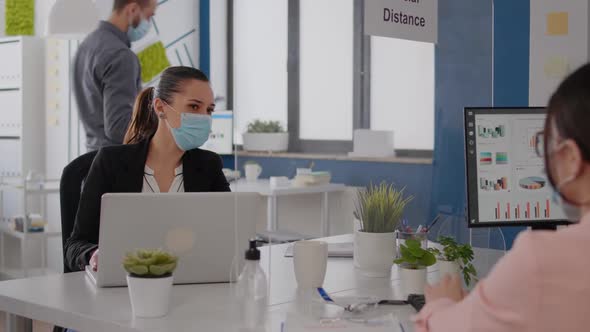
491,199,552,221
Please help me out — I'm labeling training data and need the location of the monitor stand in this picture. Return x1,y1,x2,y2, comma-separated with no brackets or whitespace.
531,224,557,231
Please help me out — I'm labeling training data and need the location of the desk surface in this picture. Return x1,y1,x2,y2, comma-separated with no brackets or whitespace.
0,235,504,332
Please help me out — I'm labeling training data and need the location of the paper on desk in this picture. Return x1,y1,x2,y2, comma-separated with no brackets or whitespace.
283,312,402,332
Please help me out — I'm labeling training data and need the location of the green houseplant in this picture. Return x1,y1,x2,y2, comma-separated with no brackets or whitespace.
429,236,478,286
124,249,178,318
243,120,289,152
394,239,437,295
353,183,414,277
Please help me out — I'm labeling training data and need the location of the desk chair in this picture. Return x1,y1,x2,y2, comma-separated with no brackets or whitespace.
59,150,98,273
54,150,97,332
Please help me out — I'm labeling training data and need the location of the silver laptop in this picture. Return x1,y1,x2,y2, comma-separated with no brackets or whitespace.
85,193,260,287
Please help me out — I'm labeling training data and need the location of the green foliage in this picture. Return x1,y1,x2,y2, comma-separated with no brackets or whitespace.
247,120,285,133
355,182,413,233
137,42,171,83
6,0,35,36
394,239,436,269
429,236,478,286
123,249,178,278
244,160,259,165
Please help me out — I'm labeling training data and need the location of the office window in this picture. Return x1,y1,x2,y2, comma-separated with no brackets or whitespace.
370,36,435,151
299,0,354,141
233,0,288,144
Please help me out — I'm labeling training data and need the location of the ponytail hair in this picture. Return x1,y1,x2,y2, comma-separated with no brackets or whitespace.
124,86,158,144
123,66,210,145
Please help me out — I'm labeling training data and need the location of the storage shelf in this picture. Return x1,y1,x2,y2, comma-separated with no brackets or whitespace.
0,223,61,241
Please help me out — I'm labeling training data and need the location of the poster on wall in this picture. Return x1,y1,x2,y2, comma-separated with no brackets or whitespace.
364,0,437,44
529,1,589,106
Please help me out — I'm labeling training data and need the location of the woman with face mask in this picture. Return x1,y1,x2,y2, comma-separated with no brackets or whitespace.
64,67,230,273
412,64,590,331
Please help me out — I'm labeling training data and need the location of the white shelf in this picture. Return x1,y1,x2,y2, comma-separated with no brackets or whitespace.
0,223,61,241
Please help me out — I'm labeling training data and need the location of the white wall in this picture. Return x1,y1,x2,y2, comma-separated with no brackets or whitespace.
529,1,590,106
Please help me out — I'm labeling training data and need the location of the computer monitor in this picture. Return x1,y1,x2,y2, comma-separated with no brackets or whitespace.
464,107,569,229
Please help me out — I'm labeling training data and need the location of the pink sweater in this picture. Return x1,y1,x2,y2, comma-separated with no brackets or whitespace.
414,214,590,332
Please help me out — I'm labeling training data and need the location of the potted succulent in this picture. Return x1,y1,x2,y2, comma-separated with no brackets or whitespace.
242,120,289,152
394,239,437,295
429,236,478,287
123,249,178,318
353,183,413,277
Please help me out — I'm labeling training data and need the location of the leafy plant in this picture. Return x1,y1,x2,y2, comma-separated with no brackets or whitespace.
354,182,413,233
394,239,436,269
123,249,178,278
429,236,478,286
247,120,286,133
244,160,260,165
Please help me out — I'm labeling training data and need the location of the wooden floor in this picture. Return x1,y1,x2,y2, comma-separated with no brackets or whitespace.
0,312,53,332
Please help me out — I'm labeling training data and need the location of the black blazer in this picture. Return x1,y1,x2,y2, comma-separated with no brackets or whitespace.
64,139,230,271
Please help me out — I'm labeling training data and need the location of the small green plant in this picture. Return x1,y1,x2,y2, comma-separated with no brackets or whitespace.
429,236,478,286
354,182,413,233
244,160,259,165
123,249,178,278
394,239,436,269
247,120,285,133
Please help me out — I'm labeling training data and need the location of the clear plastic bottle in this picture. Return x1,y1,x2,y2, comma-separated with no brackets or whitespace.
235,239,268,331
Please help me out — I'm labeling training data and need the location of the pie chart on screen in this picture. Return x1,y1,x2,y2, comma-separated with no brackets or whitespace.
519,176,546,190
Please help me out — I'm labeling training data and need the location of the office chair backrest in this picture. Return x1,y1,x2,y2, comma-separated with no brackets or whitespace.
59,150,98,273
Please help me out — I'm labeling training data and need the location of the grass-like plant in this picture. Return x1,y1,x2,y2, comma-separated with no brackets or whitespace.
429,236,478,286
247,120,285,133
394,239,436,269
123,249,178,278
355,182,413,233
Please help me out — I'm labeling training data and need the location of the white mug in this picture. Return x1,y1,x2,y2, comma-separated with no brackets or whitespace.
244,164,262,182
293,241,328,289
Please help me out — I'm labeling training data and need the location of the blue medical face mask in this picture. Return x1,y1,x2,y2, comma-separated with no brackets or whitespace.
127,14,151,42
162,103,212,151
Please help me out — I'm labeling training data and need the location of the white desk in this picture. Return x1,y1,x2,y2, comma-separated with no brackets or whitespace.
231,180,347,236
0,235,504,332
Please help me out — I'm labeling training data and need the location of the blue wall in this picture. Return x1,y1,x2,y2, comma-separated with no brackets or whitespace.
492,0,531,245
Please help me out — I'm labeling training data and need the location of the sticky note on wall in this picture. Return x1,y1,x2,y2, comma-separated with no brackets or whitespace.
137,42,171,84
544,56,570,79
5,0,35,36
546,12,569,36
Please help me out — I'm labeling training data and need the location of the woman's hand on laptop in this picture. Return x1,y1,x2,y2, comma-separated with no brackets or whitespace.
90,249,99,271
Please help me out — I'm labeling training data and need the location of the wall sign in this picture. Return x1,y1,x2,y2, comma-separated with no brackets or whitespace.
365,0,438,44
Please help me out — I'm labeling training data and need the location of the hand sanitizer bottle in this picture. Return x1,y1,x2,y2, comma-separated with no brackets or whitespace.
236,239,268,330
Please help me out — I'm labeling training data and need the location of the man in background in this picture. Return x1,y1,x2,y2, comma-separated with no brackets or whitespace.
74,0,157,151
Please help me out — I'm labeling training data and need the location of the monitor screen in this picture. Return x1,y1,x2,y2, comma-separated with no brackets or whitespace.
465,107,568,228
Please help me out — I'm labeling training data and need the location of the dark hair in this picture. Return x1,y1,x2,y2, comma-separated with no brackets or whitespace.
113,0,150,12
124,66,210,144
545,63,590,161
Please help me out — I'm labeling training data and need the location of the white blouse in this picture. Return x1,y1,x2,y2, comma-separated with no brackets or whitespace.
142,165,185,193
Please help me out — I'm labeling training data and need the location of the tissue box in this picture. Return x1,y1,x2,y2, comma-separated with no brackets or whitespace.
348,130,395,158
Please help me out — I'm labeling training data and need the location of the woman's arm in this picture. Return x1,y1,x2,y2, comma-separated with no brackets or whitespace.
211,154,231,192
413,233,540,332
64,149,111,271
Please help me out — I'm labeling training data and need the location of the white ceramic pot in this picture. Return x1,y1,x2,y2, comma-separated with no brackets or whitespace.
242,133,289,152
244,164,262,182
399,267,427,295
437,260,461,280
353,231,396,278
127,274,173,318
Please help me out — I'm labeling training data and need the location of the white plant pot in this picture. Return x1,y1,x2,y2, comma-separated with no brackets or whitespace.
399,267,427,295
437,260,461,280
243,133,289,152
353,231,396,278
127,274,173,318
